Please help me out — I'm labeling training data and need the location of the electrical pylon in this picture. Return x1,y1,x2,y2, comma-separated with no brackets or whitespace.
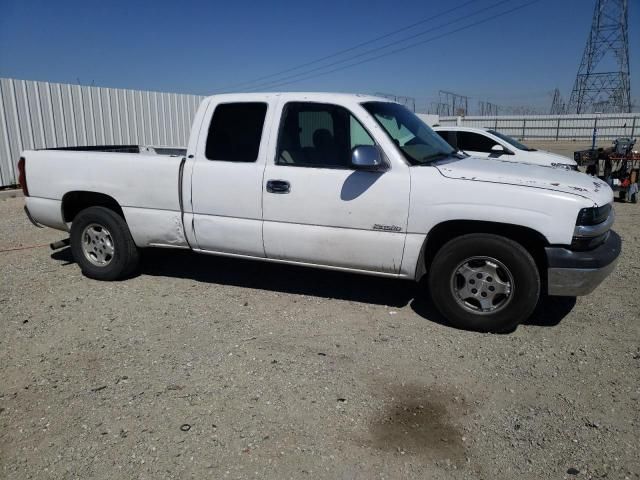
567,0,631,114
550,88,565,114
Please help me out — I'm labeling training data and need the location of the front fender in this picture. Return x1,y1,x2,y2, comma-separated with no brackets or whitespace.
399,168,592,279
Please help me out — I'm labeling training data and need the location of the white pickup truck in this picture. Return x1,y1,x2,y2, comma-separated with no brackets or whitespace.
19,93,620,332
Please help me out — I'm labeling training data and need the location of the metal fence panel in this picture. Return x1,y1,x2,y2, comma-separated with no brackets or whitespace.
0,77,205,186
0,82,13,184
51,83,67,146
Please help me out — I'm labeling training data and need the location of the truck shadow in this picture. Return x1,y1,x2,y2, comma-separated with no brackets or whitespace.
409,289,575,330
52,247,575,331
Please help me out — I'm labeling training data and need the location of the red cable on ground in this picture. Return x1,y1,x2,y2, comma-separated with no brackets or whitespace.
0,243,50,253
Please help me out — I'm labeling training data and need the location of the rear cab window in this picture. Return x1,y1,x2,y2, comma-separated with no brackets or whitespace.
205,103,267,162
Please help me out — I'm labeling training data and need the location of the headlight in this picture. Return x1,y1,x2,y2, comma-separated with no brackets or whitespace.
576,204,611,226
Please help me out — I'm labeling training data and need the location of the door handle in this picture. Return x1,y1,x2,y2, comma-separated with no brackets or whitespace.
266,180,290,194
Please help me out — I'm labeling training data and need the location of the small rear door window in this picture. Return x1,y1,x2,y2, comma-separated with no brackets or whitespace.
205,103,267,162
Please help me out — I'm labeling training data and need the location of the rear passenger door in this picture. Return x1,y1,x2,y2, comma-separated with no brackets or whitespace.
455,131,499,158
190,101,271,256
262,101,410,274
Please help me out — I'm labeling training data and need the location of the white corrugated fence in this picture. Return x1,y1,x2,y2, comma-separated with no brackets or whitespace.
0,77,205,187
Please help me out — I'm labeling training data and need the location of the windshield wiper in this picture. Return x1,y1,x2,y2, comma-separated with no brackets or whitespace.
421,152,455,162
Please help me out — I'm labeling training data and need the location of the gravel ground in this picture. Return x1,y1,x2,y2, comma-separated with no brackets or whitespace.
0,195,638,480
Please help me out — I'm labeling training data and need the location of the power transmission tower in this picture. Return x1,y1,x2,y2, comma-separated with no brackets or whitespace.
428,101,449,115
478,100,500,116
567,0,631,113
550,88,566,114
439,90,468,116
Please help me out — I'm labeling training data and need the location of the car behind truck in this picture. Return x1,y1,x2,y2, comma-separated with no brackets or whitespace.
18,93,620,332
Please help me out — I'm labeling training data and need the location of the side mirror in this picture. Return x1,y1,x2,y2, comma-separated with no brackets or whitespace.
491,144,505,153
351,145,384,171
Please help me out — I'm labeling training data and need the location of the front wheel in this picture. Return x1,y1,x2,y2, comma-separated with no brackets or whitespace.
70,206,139,280
428,234,540,332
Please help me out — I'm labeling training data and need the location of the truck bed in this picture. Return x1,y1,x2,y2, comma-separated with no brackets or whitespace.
44,145,187,156
23,149,189,248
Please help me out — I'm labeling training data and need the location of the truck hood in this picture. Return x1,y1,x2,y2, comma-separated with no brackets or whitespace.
527,149,577,167
433,156,612,206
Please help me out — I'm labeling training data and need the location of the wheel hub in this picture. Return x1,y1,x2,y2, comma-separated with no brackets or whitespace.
81,223,114,266
450,256,514,314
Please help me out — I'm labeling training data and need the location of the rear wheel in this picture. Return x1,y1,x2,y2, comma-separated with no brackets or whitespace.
70,206,139,280
428,234,540,332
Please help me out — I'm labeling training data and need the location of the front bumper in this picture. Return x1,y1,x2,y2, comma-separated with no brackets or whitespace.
545,231,621,296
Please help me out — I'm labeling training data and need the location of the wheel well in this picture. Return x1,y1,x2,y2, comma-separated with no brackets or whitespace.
420,220,549,278
62,191,124,223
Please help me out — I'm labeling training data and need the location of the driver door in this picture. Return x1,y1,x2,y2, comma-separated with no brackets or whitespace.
262,101,410,274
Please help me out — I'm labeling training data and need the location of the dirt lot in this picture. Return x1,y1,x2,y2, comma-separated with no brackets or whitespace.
524,140,611,160
1,194,639,480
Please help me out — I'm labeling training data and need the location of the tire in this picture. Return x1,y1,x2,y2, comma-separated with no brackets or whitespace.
428,233,540,333
70,206,139,280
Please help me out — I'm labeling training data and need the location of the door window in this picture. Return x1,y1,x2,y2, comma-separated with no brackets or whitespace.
277,102,375,168
350,115,375,149
436,130,457,149
456,131,499,153
205,103,267,162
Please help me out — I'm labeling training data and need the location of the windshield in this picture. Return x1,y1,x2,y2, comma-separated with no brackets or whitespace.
362,102,455,165
487,130,535,151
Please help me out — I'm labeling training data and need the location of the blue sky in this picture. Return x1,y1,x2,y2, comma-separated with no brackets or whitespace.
0,0,638,112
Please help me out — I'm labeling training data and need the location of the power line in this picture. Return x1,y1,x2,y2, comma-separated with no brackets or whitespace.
216,0,483,92
241,0,515,92
244,0,541,92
